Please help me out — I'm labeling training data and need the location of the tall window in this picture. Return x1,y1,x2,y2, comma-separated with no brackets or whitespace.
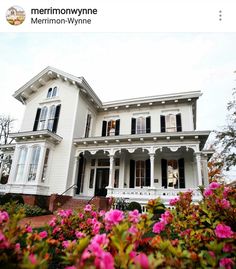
131,116,151,134
38,106,48,130
47,105,56,131
15,147,28,182
160,113,182,133
33,104,61,133
41,148,50,182
135,160,145,187
101,119,120,136
85,114,92,138
28,146,41,181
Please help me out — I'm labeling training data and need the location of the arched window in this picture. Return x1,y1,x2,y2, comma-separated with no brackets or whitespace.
52,86,57,97
47,105,56,131
28,146,41,181
38,106,48,130
15,147,28,182
47,88,53,98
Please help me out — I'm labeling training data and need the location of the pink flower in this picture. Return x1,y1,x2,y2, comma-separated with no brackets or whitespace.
91,234,109,247
203,189,213,197
160,210,173,225
15,243,20,251
128,225,138,235
153,221,165,234
169,197,179,206
65,267,76,269
223,187,230,198
75,231,85,239
84,204,92,212
25,226,33,233
99,210,106,217
219,258,234,269
94,251,114,269
91,211,97,218
128,210,140,223
28,254,37,264
134,253,149,269
0,211,9,224
208,251,215,258
215,224,233,238
105,209,124,226
223,243,233,253
92,221,101,235
78,212,84,219
48,217,56,227
62,240,70,248
39,231,47,239
58,209,72,218
209,181,220,190
219,199,230,209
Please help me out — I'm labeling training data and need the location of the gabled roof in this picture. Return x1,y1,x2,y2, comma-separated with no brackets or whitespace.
13,66,102,107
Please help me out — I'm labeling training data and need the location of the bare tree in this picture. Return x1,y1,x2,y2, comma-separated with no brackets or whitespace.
0,115,15,145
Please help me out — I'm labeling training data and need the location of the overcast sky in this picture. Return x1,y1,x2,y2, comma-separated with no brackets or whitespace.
0,33,235,133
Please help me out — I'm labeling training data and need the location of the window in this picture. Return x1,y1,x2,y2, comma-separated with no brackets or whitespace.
38,106,47,130
47,86,57,98
33,104,61,133
135,160,145,187
15,147,28,182
161,158,185,188
101,119,120,136
114,169,119,188
41,148,50,182
160,113,182,133
85,114,92,138
28,146,41,181
89,169,95,188
47,105,56,131
131,116,151,134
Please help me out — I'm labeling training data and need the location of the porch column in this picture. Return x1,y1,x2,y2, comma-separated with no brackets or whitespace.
195,152,202,186
72,156,80,195
108,155,114,188
35,146,47,184
201,156,209,187
149,153,155,188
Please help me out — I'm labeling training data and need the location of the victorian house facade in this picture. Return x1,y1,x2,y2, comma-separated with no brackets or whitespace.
0,67,212,206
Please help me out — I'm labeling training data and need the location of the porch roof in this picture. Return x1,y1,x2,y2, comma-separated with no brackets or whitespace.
74,130,211,151
9,130,63,145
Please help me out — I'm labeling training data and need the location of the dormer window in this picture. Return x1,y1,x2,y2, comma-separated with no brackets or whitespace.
47,86,57,98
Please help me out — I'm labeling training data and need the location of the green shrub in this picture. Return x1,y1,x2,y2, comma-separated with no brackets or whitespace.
0,193,24,205
127,201,142,213
115,198,129,211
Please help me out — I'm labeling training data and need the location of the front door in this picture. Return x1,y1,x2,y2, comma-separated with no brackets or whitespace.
95,168,109,196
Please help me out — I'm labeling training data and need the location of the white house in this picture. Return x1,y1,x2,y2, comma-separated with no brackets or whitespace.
0,66,213,206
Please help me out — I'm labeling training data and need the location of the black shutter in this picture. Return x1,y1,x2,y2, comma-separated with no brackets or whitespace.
115,119,120,136
102,121,107,137
131,118,136,134
161,159,168,188
52,104,61,133
178,158,185,188
176,114,182,132
129,160,135,188
146,116,151,133
76,154,84,194
160,115,166,132
33,108,41,131
145,159,150,186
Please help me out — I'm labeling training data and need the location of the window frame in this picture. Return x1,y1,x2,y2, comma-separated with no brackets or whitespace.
28,146,41,181
15,147,28,182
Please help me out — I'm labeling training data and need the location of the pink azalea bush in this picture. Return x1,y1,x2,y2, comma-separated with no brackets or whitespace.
0,182,235,268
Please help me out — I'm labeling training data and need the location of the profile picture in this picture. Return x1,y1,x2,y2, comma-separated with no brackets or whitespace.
6,6,25,26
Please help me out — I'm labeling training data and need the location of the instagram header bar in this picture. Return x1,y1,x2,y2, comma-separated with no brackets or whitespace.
1,0,236,32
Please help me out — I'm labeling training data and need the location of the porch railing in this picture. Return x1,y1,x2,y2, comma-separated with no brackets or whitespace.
107,187,202,205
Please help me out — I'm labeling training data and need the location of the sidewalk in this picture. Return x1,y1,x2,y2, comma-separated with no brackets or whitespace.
19,214,55,228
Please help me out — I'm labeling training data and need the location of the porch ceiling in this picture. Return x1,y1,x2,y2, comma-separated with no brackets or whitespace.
74,131,210,151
